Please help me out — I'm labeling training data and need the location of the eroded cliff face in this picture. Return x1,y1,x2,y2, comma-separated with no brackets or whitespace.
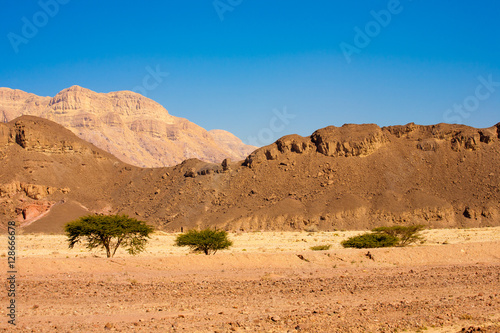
0,181,68,225
0,88,51,121
383,122,498,152
244,122,500,168
0,86,256,167
244,124,388,167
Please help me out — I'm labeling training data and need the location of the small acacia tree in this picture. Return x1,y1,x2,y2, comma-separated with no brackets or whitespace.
341,233,399,249
341,225,426,249
65,214,154,258
175,228,232,255
372,225,425,246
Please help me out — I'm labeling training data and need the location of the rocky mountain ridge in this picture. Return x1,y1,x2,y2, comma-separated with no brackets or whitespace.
1,116,499,233
0,86,256,167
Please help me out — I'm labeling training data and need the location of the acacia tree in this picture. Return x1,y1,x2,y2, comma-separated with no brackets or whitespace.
341,225,426,249
65,215,154,258
372,225,425,246
175,228,232,255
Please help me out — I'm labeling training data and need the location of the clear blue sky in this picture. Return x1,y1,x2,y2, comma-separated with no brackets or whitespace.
1,1,499,146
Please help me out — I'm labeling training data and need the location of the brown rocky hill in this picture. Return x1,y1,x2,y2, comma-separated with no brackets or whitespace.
0,86,256,167
1,116,499,233
0,116,135,232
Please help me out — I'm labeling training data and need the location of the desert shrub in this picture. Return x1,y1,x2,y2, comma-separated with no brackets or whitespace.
65,215,154,258
372,225,425,246
310,244,331,251
175,228,232,255
341,233,399,249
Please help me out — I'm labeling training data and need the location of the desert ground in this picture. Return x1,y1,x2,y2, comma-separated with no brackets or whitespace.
1,228,499,332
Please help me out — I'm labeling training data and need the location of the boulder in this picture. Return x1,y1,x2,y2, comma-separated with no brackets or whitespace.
184,168,197,178
222,158,231,171
276,134,314,154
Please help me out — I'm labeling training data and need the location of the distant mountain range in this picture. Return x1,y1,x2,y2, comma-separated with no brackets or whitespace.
0,85,256,167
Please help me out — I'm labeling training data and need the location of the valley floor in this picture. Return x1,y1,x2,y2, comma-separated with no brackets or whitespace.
1,228,499,332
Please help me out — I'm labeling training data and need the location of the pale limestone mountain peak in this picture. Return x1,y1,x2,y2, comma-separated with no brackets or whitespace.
0,86,256,167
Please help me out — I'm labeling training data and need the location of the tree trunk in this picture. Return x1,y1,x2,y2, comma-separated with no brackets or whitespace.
112,238,123,257
104,240,111,258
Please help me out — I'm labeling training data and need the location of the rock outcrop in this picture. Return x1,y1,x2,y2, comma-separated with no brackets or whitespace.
10,116,96,155
0,180,61,224
244,124,387,167
311,124,387,157
0,181,64,200
383,122,497,151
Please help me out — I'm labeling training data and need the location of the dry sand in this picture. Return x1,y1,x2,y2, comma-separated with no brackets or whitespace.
1,228,499,332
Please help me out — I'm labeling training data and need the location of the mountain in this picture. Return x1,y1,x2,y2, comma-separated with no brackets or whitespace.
0,86,256,167
1,116,499,233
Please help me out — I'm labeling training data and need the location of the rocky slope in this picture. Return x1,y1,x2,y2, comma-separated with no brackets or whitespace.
0,86,256,167
0,116,133,230
121,122,500,232
1,116,499,232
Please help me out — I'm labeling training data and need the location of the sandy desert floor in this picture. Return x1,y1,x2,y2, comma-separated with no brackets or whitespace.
1,227,499,332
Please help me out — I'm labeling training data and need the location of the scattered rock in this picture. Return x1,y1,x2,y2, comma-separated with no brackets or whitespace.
222,158,231,171
463,207,474,219
297,254,309,262
460,326,484,332
184,168,197,178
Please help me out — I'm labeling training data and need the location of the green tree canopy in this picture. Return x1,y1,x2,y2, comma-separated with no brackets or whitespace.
341,233,399,249
65,214,154,258
341,225,426,249
372,225,425,246
175,228,232,255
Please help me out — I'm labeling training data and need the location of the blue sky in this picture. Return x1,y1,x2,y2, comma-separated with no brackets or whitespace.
1,0,499,146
